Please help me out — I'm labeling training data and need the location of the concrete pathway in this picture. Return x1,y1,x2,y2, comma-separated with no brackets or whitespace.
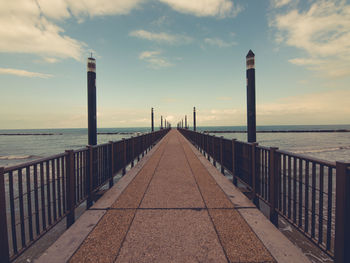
37,130,310,263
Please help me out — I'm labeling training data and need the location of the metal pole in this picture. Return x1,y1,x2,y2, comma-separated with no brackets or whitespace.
151,108,154,132
161,116,163,129
87,56,97,145
246,50,256,143
185,115,187,129
193,107,196,131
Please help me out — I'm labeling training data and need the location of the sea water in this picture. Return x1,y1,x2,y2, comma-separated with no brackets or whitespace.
0,125,349,168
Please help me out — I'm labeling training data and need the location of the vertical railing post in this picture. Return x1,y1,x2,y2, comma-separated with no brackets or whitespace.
122,139,126,175
207,135,210,161
65,150,75,228
269,147,279,227
232,139,237,186
220,136,224,174
251,143,259,207
335,162,350,263
109,141,114,188
0,167,10,263
137,137,140,162
142,136,145,157
131,137,135,168
86,146,93,208
212,136,216,167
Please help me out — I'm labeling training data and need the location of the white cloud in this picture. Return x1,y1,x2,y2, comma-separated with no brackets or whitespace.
195,89,350,125
271,0,350,77
216,96,232,101
0,0,143,61
64,0,144,18
130,30,192,44
0,68,53,78
139,50,173,69
159,0,242,18
204,37,237,47
270,0,292,8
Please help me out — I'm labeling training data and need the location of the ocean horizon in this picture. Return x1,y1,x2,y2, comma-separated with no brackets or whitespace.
1,124,350,167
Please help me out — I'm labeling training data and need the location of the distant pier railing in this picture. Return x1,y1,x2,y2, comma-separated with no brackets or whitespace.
0,128,170,262
179,128,350,262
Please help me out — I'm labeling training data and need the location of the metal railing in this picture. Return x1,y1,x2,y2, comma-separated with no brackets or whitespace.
179,128,350,262
0,128,170,262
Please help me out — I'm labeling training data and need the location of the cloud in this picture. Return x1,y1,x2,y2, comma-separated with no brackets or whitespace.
271,0,350,77
130,30,192,44
270,0,292,8
216,96,232,101
204,37,237,48
0,0,143,61
195,89,350,125
139,50,173,69
158,0,243,18
0,67,53,78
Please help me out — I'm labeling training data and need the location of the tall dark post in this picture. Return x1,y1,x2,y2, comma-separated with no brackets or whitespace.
185,115,187,129
182,119,183,128
165,119,167,129
246,49,256,143
161,115,163,129
193,107,196,131
87,56,97,145
151,108,154,132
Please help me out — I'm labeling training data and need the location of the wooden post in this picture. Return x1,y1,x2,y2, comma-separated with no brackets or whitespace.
335,162,350,263
131,137,135,168
220,136,224,174
65,150,75,228
251,143,259,207
207,135,210,161
269,147,279,227
232,139,237,186
142,136,145,157
122,139,126,175
212,136,216,167
86,146,93,208
109,142,114,188
0,167,10,263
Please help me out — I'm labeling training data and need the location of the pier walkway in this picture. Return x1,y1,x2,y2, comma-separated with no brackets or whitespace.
37,130,309,263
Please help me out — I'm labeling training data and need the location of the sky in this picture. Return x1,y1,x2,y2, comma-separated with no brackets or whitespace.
0,0,349,129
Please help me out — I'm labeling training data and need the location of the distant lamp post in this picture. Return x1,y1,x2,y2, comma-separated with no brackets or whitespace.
246,49,256,143
193,107,196,131
87,55,97,145
151,108,154,132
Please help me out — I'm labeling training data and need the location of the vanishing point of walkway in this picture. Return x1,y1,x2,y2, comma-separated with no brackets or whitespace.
37,130,310,263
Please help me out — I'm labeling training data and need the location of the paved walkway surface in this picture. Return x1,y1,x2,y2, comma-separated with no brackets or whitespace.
37,129,310,263
70,130,274,263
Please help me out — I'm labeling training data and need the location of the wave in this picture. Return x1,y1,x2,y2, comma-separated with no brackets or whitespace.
294,145,350,154
0,155,37,160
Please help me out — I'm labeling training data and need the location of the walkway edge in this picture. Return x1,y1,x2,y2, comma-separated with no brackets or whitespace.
35,136,167,263
183,138,311,263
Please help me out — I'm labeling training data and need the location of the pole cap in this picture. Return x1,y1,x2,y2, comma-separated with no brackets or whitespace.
87,57,96,72
246,49,255,58
246,50,255,69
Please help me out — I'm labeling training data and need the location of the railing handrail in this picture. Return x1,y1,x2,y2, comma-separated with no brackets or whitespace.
178,127,349,261
0,128,171,262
